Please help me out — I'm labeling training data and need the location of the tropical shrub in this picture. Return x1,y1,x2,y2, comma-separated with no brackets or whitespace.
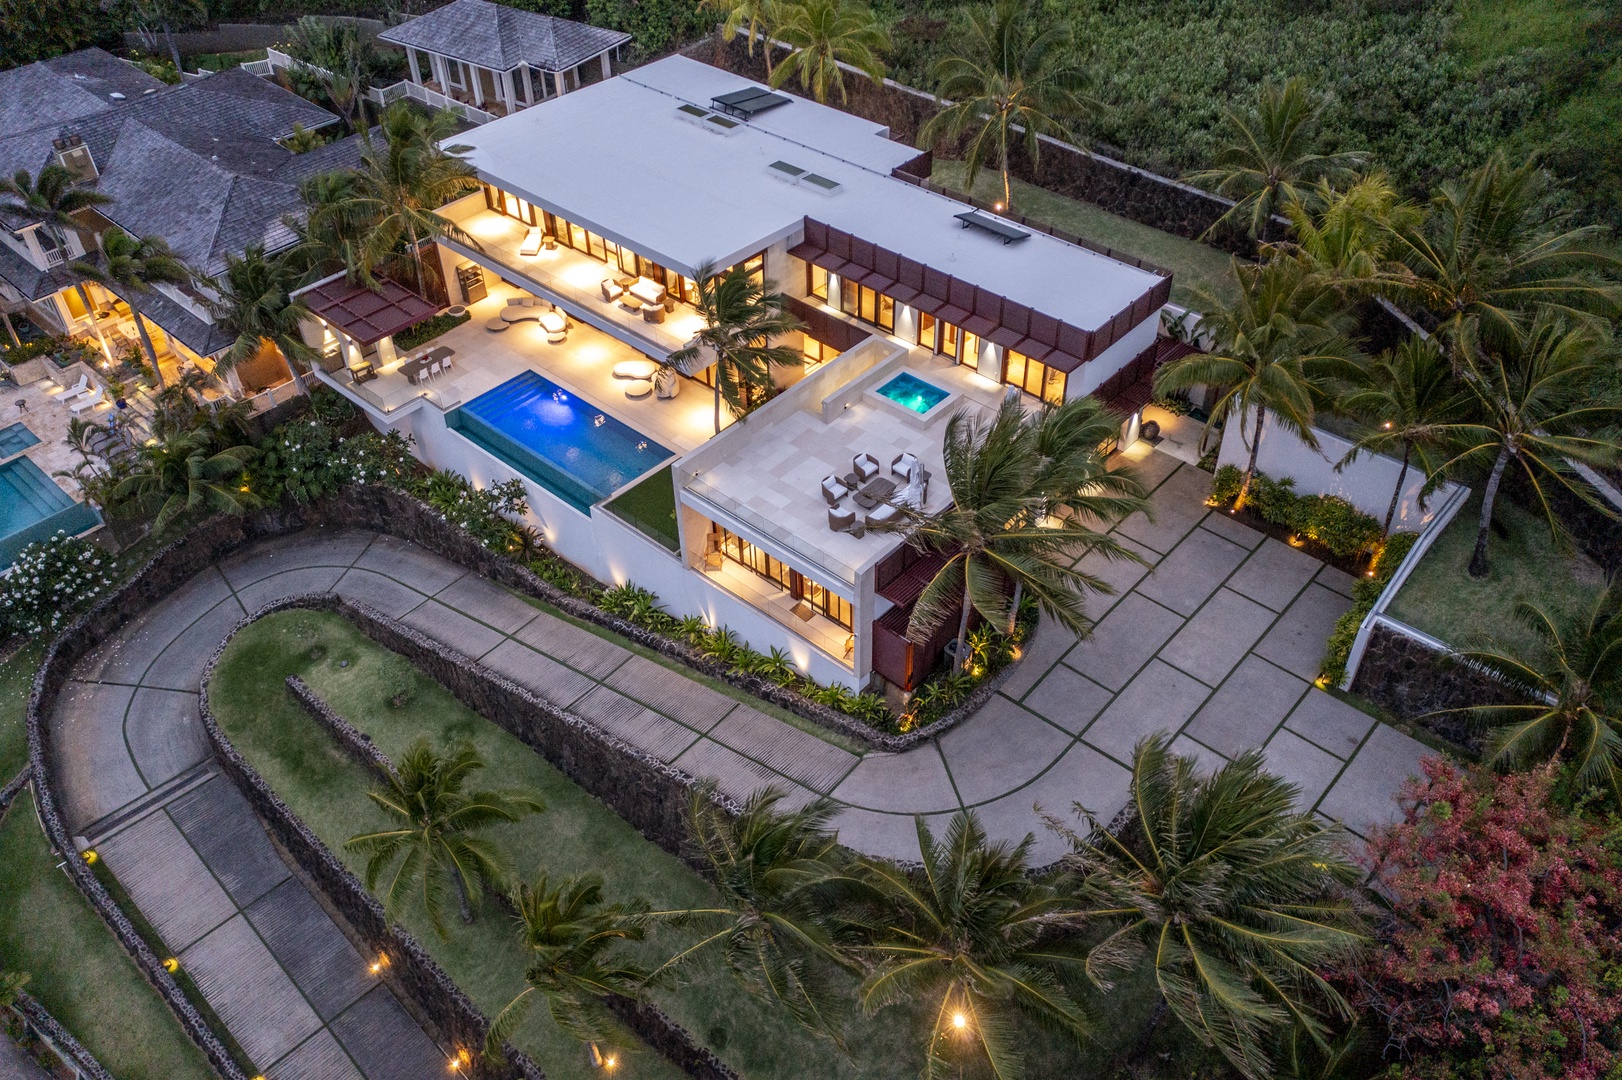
1320,530,1416,685
1210,465,1384,559
1349,760,1622,1080
393,311,471,352
0,533,115,637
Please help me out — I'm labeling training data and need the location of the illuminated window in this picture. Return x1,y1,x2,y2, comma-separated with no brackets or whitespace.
808,264,828,300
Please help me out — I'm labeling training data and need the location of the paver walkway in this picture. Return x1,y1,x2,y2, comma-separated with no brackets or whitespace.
44,451,1434,1069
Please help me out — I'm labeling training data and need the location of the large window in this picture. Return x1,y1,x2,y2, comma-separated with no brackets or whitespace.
838,280,893,332
808,263,828,301
713,527,852,629
1002,351,1068,406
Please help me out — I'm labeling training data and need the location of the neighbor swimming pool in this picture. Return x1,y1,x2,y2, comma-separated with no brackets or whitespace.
447,371,674,513
0,421,40,458
0,456,102,568
876,372,950,415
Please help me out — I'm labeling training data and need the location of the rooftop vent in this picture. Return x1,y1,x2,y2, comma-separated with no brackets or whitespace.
675,103,743,136
142,88,158,95
711,87,790,119
109,92,125,100
766,160,841,195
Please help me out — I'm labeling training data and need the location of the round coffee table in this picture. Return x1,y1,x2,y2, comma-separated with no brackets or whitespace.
611,359,660,380
485,317,509,332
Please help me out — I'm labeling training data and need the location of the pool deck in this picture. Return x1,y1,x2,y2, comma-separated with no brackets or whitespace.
0,375,104,502
352,283,727,456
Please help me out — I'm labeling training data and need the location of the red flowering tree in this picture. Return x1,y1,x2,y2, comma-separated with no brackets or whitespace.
1347,759,1622,1080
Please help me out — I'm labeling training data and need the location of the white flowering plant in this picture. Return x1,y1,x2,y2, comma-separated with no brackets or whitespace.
0,533,116,638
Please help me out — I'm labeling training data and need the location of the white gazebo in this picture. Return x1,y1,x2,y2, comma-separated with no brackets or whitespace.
378,0,632,116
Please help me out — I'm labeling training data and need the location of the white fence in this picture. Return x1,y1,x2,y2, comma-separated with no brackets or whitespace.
249,49,498,126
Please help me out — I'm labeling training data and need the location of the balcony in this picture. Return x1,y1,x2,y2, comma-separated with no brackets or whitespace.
693,553,855,669
438,199,710,359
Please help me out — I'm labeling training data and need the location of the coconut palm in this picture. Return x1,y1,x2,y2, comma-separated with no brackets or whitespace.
110,428,258,531
767,0,889,105
1425,312,1622,578
874,395,1147,670
1186,78,1368,240
1154,257,1358,508
1053,734,1366,1080
667,262,804,434
0,165,118,358
1334,336,1468,535
210,245,318,394
132,0,203,75
349,102,482,295
649,786,854,1040
704,0,781,74
1379,153,1622,347
487,872,654,1050
345,738,544,938
1454,584,1622,796
287,169,375,283
848,812,1092,1080
916,0,1099,213
82,226,193,387
1273,173,1418,302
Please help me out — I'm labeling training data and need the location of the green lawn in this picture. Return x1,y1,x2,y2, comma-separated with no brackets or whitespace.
210,610,1224,1080
603,465,680,551
0,642,43,781
0,791,216,1080
931,161,1240,309
1387,491,1607,657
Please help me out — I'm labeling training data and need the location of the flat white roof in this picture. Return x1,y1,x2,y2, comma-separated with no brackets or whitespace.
452,54,1162,334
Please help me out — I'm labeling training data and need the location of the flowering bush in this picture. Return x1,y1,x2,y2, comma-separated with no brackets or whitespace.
1349,760,1622,1080
0,533,115,638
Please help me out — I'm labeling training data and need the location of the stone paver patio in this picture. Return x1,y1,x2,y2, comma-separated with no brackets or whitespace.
42,451,1435,1069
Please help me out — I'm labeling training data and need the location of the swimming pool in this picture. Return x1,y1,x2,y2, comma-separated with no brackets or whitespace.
0,421,40,458
876,372,950,415
0,456,102,568
447,371,674,513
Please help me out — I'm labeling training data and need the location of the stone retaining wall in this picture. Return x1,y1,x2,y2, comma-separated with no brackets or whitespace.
207,596,740,1080
12,993,117,1080
0,766,29,816
1349,622,1518,754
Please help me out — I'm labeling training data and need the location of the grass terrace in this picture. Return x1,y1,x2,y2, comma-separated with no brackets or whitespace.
931,161,1241,309
603,465,680,551
209,608,1222,1080
1387,491,1608,657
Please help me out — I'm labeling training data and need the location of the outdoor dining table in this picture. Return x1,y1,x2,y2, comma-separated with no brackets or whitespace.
402,345,455,385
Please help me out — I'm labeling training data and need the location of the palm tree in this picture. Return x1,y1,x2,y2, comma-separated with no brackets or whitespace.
83,226,193,387
1378,153,1622,347
667,262,804,434
1054,734,1366,1080
1426,312,1622,578
1186,78,1368,240
767,0,889,105
704,0,781,74
210,245,318,394
874,395,1147,670
1454,584,1622,797
286,16,378,133
350,102,482,295
487,872,654,1051
1154,257,1358,508
133,0,203,75
344,738,545,938
849,812,1092,1080
110,428,258,531
1273,173,1418,303
648,786,854,1040
0,165,117,359
1334,336,1468,535
287,169,375,284
916,0,1098,213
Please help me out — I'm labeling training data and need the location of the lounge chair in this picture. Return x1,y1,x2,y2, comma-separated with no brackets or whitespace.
641,303,665,324
821,475,846,507
612,359,660,380
519,228,543,256
853,452,880,482
623,379,653,399
828,505,856,532
69,387,104,413
891,451,920,482
867,503,901,527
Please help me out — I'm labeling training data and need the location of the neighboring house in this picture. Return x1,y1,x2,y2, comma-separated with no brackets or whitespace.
0,47,362,405
378,0,631,119
310,54,1173,692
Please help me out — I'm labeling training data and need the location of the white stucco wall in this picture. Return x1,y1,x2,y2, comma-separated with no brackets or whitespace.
1216,407,1464,531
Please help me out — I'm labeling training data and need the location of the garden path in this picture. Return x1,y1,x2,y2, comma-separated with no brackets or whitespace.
42,454,1436,1072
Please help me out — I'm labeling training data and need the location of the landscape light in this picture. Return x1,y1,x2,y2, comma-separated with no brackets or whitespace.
952,1012,967,1030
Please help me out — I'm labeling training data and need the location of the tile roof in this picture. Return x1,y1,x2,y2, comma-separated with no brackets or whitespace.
378,0,630,74
302,277,438,345
0,238,73,302
0,52,361,279
123,284,235,357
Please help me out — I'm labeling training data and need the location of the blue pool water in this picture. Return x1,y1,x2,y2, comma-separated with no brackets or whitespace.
877,372,950,415
447,371,674,513
0,456,102,568
0,421,40,457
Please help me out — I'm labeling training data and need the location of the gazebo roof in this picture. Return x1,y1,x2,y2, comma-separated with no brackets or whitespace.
302,277,438,346
378,0,631,75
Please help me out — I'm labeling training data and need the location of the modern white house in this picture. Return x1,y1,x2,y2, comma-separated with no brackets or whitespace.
313,53,1174,692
